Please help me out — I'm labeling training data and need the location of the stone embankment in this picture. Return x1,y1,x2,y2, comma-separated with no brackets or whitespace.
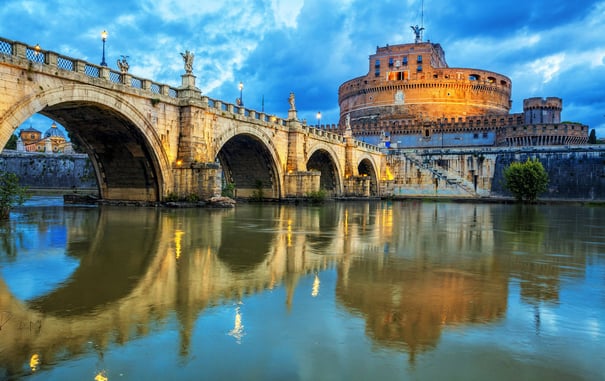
2,146,604,202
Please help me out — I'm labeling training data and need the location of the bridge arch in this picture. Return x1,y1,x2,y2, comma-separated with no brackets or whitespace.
306,144,343,196
0,84,172,201
214,127,284,199
357,155,380,196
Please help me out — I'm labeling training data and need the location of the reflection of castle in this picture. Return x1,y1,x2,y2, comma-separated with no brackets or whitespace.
17,121,73,154
335,29,589,148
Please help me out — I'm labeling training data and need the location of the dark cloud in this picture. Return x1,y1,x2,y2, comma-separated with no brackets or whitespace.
2,0,604,136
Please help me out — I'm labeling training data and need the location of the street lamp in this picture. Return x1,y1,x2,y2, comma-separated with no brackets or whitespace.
100,30,108,66
316,111,322,127
238,81,244,106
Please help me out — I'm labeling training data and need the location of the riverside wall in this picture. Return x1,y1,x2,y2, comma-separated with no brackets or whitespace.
1,147,604,201
0,150,97,191
384,146,605,201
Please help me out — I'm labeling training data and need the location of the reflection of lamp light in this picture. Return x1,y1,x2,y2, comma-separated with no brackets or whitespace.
228,303,245,343
316,111,321,128
311,274,320,297
29,354,40,372
174,230,184,259
95,371,108,381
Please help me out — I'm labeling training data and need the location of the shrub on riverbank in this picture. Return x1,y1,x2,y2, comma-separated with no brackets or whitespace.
503,158,549,203
0,170,29,219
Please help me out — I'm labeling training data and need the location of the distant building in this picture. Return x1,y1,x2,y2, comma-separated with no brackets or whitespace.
17,122,73,153
335,30,588,148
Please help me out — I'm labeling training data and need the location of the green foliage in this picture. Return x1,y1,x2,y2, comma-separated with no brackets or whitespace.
185,193,199,202
221,182,235,198
165,192,180,202
306,189,327,203
0,170,29,219
503,158,549,203
588,129,597,144
4,134,18,150
164,192,200,202
250,180,264,201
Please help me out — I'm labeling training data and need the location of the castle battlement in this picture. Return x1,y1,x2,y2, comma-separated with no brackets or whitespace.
336,31,588,148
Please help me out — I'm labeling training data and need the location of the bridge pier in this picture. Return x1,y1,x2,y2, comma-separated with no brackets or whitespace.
172,162,222,200
343,176,372,197
284,171,321,197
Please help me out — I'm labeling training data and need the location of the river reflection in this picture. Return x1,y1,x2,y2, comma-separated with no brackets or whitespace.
0,199,603,380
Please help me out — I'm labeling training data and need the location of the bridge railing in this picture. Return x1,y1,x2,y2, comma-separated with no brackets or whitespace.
0,36,180,99
1,36,381,150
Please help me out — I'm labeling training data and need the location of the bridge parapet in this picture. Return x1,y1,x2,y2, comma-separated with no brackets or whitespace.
0,37,179,98
1,35,387,201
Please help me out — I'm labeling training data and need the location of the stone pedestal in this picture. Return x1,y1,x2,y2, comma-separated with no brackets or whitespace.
178,74,202,98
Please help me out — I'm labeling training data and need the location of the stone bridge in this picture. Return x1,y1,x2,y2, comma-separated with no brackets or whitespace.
0,37,386,201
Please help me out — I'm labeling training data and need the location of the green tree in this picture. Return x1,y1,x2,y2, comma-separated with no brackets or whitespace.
503,158,549,203
588,129,597,144
0,171,29,219
3,134,18,150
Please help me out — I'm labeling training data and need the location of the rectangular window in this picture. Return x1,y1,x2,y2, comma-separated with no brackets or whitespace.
375,59,380,68
388,58,394,66
417,55,423,63
402,56,408,65
375,69,380,77
417,65,422,72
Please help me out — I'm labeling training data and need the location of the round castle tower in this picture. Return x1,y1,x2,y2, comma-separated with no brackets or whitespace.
335,28,588,148
338,33,512,133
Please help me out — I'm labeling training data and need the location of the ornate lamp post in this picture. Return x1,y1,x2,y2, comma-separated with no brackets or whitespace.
238,81,244,106
100,30,108,66
316,111,321,127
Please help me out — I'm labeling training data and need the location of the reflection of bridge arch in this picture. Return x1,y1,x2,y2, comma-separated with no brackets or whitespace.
0,205,344,376
0,84,171,201
215,128,284,199
307,145,343,196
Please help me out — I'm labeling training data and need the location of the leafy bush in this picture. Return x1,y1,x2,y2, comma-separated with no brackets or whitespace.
222,183,235,198
0,171,29,219
503,158,548,202
306,189,327,203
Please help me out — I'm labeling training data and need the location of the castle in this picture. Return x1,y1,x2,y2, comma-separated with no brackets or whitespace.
335,27,589,148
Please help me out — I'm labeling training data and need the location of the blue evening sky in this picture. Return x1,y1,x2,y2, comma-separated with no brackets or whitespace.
1,0,604,138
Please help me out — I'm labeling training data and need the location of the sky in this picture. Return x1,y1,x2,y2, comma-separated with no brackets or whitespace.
1,0,604,138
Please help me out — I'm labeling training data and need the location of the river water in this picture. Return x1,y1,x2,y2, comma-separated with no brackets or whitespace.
0,197,603,380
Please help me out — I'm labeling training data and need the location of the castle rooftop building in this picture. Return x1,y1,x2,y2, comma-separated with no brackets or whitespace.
335,28,588,148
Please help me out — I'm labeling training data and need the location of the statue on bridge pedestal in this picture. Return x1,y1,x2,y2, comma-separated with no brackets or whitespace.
288,92,296,111
117,55,129,73
180,50,194,74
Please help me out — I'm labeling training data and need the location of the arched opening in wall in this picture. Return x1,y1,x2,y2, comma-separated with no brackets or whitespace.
358,158,378,196
306,149,339,196
39,103,162,202
216,134,280,200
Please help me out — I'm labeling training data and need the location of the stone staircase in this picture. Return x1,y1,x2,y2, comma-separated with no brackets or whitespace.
402,151,479,197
